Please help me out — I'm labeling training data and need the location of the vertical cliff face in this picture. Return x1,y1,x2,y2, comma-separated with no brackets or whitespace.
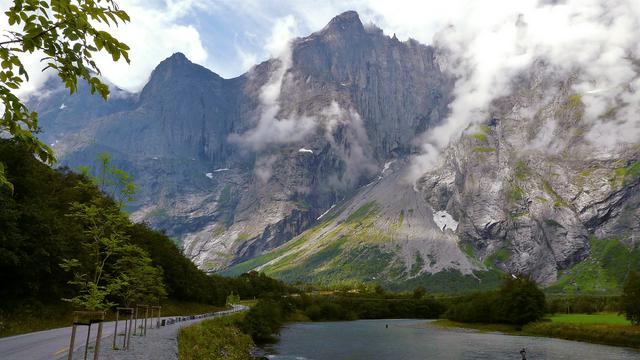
34,11,454,272
224,59,639,291
287,11,452,158
32,10,639,291
416,62,640,286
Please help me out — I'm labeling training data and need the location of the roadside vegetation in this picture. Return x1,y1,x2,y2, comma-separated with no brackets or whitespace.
0,141,292,337
178,314,254,360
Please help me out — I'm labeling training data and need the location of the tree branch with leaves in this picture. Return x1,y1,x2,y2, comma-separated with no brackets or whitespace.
1,0,131,191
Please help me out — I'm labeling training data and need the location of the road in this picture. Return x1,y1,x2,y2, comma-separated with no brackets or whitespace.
0,305,247,360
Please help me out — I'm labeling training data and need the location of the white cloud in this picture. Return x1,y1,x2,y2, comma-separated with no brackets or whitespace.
91,0,209,92
229,16,317,151
0,0,210,95
395,0,640,177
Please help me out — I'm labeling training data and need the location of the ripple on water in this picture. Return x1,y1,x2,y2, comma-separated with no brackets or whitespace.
263,319,640,360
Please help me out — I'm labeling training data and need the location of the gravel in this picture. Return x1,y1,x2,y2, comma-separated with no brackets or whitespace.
64,305,247,360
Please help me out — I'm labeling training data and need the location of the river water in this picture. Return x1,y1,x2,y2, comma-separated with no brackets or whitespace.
262,319,640,360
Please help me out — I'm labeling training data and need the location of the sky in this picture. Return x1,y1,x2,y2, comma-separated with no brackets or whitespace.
1,0,460,94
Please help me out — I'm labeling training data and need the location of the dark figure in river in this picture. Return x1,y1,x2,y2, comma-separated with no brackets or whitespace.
385,324,388,328
520,348,526,360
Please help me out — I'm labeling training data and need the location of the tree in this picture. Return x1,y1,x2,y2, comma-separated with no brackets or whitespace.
621,271,640,325
0,0,130,189
226,291,240,306
61,152,165,310
496,275,546,326
111,244,167,307
79,151,136,208
412,286,426,299
60,198,132,310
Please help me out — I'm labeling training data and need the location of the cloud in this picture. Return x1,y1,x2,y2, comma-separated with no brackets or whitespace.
321,102,377,188
0,0,210,96
401,0,640,177
229,16,318,151
254,154,278,183
91,0,209,92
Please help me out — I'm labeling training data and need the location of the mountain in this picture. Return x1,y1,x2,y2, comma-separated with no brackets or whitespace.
226,60,640,291
33,11,639,292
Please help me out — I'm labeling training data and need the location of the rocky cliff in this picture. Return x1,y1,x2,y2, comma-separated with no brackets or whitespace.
34,11,639,291
34,11,454,272
226,59,639,291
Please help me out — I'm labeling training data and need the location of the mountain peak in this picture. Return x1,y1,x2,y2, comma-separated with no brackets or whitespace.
158,52,192,69
323,10,364,34
149,52,220,81
167,52,188,61
139,52,221,102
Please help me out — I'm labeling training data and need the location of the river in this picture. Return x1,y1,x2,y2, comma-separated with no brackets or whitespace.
262,319,639,360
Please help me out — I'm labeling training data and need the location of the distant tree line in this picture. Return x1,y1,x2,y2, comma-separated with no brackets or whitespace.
444,276,546,326
240,293,445,343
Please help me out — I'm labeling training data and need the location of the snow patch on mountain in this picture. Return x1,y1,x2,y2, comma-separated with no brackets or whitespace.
433,210,458,231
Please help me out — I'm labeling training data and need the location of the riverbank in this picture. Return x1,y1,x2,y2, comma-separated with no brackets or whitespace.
431,314,640,349
178,313,254,360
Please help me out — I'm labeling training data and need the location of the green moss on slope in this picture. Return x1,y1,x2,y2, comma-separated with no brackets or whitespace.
547,237,640,294
345,201,379,224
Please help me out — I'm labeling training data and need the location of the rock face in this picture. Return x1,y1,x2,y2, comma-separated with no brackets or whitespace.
35,11,453,272
415,63,640,286
35,11,639,291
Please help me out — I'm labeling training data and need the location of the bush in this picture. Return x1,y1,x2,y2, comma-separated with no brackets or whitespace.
621,271,640,324
178,314,253,360
240,298,291,343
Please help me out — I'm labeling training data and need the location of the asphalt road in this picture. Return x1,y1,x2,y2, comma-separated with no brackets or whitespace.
0,305,247,360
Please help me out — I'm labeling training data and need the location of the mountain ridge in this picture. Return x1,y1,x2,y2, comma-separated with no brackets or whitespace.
31,10,640,292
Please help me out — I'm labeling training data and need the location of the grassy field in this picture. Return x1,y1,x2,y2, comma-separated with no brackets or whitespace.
432,313,640,349
549,313,631,325
178,313,253,360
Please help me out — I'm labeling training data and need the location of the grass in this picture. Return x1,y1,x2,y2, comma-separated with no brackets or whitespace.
236,232,252,241
547,236,640,294
549,313,630,325
238,299,258,307
612,161,640,187
513,160,530,181
160,300,227,317
484,248,510,267
432,316,640,349
469,132,488,142
345,201,379,224
525,322,640,349
178,313,253,360
542,180,566,207
221,224,321,276
0,302,76,338
472,146,496,153
431,319,518,333
507,183,524,202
